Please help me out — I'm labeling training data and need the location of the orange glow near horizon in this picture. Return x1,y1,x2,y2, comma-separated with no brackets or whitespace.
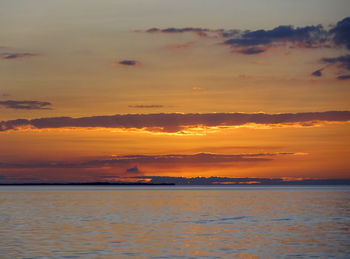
1,121,349,182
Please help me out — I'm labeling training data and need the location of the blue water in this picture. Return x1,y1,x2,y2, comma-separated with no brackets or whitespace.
0,186,349,258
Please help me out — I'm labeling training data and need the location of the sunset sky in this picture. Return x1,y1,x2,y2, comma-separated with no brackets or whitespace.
1,0,350,183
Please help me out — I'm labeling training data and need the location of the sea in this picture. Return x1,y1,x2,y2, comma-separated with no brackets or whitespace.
0,186,349,258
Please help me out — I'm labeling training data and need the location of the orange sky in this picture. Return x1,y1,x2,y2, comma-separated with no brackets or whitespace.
0,1,350,183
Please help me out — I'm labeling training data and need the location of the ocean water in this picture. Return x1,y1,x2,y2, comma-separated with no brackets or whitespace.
0,186,349,258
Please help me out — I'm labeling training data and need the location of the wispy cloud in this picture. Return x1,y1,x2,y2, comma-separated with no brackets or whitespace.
114,60,140,66
146,27,219,37
322,55,350,70
1,111,349,133
0,53,39,60
312,54,350,79
0,100,52,110
125,166,140,174
168,41,194,51
0,152,290,170
128,105,164,108
234,47,268,55
337,74,350,80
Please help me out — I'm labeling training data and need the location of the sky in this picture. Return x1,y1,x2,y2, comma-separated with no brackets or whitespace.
0,0,350,183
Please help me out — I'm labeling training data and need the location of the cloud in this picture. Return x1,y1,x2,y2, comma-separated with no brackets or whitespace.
125,166,140,174
313,55,350,79
0,111,350,133
0,100,52,110
311,69,323,77
115,60,140,66
221,30,241,38
146,17,350,55
235,47,267,55
224,25,328,54
330,17,350,50
128,105,164,108
146,24,330,55
0,53,39,59
146,27,214,37
0,152,288,170
0,175,40,183
337,74,350,80
87,153,278,167
322,55,350,70
168,41,194,50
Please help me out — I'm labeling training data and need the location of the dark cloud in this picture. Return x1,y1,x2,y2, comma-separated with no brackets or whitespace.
225,37,270,47
0,175,41,183
128,105,164,108
146,24,330,55
0,152,287,170
125,166,140,173
337,74,350,80
314,55,350,79
0,53,38,59
146,27,213,37
146,28,160,33
322,55,350,70
0,100,52,110
311,69,323,77
116,60,140,66
330,17,350,50
146,27,242,39
224,25,328,54
237,47,267,55
146,17,350,55
1,111,350,133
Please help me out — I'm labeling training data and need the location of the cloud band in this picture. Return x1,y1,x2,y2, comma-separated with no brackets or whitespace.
1,111,350,133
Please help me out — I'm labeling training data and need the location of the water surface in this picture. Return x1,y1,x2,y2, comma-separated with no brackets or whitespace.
1,186,349,258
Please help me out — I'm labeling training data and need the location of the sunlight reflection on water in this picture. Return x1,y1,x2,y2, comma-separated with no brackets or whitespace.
0,186,349,258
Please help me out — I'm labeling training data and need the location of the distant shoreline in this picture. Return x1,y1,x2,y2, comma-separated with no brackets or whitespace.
1,182,350,186
0,182,175,186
